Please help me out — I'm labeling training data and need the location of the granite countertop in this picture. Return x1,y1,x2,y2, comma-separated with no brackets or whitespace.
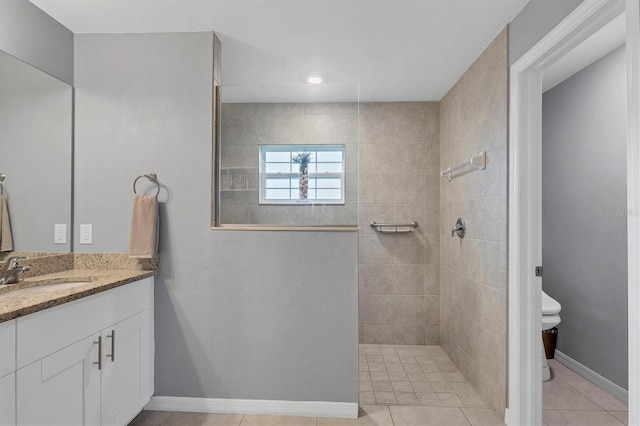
0,266,156,323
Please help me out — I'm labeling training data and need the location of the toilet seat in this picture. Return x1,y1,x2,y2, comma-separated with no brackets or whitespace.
542,290,561,315
541,290,562,381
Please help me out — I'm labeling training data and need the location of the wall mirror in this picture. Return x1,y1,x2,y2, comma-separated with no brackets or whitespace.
216,84,359,227
0,50,73,257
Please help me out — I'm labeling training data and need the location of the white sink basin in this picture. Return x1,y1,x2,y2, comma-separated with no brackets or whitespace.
6,281,93,296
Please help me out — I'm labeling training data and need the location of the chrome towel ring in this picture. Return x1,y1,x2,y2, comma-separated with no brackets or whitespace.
133,173,160,197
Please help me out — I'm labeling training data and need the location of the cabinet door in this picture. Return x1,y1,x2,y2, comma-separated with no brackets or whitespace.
16,341,85,426
0,373,15,426
101,312,144,426
84,332,102,426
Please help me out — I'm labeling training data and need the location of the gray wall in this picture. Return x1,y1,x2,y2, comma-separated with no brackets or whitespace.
74,32,358,403
509,0,585,65
0,0,73,85
0,51,72,252
440,28,508,414
542,45,628,388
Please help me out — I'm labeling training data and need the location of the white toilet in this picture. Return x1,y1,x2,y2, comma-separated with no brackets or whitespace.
541,290,562,381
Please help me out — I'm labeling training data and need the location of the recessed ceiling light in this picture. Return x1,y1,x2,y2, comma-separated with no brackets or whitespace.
307,76,322,84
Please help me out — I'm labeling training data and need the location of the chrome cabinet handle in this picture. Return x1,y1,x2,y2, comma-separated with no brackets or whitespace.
107,330,115,362
94,336,102,370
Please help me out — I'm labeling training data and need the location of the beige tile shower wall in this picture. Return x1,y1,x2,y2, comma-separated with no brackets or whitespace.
219,102,358,225
358,102,440,345
439,28,508,414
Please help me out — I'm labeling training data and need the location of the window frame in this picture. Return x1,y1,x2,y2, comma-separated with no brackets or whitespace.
258,144,346,205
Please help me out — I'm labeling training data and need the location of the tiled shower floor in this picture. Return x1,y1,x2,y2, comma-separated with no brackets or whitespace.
358,344,491,408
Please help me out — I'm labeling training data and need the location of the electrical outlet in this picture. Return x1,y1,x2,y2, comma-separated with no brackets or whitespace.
80,224,92,245
54,224,66,244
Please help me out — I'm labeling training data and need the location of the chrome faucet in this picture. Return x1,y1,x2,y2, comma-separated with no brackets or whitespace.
0,256,31,285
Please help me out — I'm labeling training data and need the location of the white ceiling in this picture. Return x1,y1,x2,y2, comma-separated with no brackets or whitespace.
30,0,530,102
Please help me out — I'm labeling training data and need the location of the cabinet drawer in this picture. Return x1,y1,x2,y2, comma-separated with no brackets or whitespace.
0,320,16,378
17,277,153,369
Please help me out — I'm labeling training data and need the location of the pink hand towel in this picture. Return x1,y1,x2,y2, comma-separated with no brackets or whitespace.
0,195,13,252
129,194,158,258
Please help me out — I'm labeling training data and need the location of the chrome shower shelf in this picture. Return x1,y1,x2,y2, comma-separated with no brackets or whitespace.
370,221,418,233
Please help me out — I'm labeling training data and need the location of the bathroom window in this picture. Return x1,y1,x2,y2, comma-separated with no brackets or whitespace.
259,145,345,205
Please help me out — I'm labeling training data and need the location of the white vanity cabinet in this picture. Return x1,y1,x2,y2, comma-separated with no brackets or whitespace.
14,277,154,426
0,373,16,426
0,319,16,426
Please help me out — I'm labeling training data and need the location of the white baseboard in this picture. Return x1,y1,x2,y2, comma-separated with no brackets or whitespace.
145,396,359,419
554,350,628,404
503,407,511,426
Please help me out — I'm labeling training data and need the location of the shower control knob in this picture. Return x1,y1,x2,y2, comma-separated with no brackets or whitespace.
451,218,465,238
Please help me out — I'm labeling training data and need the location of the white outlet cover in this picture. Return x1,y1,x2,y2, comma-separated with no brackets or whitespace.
80,224,92,245
54,224,66,244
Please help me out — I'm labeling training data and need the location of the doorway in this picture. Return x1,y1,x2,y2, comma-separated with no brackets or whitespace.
541,24,628,424
507,0,639,425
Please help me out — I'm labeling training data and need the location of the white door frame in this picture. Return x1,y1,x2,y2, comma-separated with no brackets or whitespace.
507,1,639,425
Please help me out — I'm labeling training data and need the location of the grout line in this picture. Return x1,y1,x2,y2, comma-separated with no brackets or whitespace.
386,404,396,426
458,407,473,426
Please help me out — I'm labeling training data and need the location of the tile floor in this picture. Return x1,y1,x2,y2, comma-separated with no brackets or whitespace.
129,405,503,426
129,346,631,425
130,344,505,425
542,359,628,425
